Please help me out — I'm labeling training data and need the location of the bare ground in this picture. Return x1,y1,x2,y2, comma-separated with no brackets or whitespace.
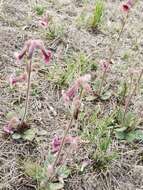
0,0,143,190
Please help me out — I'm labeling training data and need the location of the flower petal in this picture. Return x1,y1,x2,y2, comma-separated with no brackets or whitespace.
3,125,14,134
41,50,52,64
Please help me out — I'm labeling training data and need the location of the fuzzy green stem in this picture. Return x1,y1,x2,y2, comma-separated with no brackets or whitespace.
21,59,32,123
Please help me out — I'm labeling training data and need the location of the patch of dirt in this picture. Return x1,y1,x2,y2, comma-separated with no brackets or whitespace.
0,0,143,190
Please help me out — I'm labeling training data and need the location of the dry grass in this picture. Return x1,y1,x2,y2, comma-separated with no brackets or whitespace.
0,0,143,189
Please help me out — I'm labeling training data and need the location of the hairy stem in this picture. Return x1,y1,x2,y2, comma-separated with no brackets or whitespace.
50,91,83,181
98,69,106,96
98,14,129,96
52,116,74,170
21,59,32,123
108,13,129,61
123,69,143,121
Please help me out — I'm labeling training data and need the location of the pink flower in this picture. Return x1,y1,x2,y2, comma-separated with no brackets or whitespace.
62,84,79,103
3,117,20,134
62,74,92,103
41,49,52,64
15,39,52,64
39,18,48,28
3,125,13,134
122,0,133,12
77,74,91,84
9,73,27,87
51,135,80,153
100,60,110,72
51,136,61,153
67,136,80,150
77,74,92,93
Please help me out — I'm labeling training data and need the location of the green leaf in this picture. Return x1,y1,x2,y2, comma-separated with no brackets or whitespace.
57,165,71,179
35,5,45,16
126,130,143,142
6,111,17,120
12,133,22,140
124,112,137,128
115,131,126,140
134,130,143,140
101,90,112,101
48,182,64,190
115,127,127,132
24,160,43,180
22,128,37,141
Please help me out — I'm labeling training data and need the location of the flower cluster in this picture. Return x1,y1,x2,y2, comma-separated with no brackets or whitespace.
3,117,20,134
9,40,52,87
15,39,51,64
62,74,92,104
51,136,80,153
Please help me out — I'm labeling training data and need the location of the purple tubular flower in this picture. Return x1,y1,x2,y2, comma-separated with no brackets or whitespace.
51,136,61,153
39,18,48,28
62,74,92,104
77,74,92,93
62,84,79,103
9,73,27,87
41,49,52,64
15,39,52,64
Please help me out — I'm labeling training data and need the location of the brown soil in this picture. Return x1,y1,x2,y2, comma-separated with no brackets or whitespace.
0,0,143,190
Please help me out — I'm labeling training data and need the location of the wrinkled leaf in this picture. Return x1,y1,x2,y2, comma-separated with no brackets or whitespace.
115,131,126,140
126,130,143,142
22,128,37,141
12,133,22,140
101,90,112,101
116,129,143,142
24,160,43,180
124,112,137,128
